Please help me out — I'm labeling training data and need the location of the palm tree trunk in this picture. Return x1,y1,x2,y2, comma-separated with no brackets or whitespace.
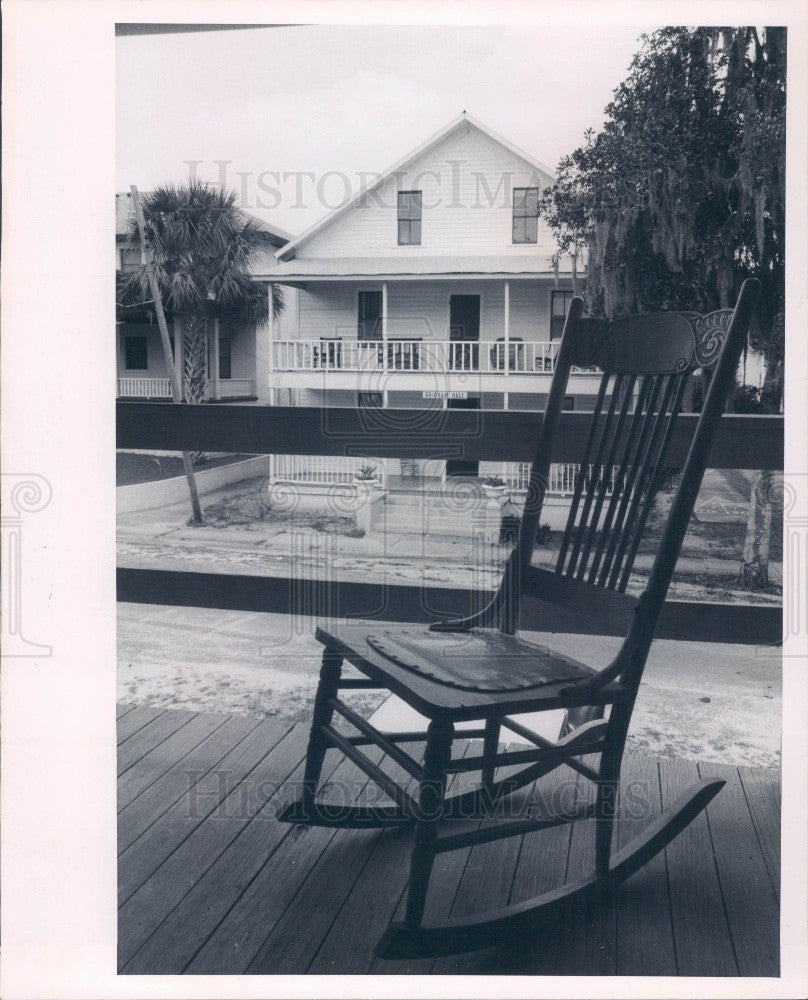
183,314,209,465
129,186,203,524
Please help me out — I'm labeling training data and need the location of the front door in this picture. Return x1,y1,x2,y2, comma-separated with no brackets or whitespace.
447,295,481,477
358,290,383,340
445,396,481,478
449,294,480,370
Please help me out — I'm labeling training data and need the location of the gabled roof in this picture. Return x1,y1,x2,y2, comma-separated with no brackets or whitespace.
115,190,294,246
275,112,556,262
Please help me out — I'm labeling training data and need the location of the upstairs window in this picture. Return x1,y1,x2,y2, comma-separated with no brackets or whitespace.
397,190,422,245
512,187,539,244
550,290,574,340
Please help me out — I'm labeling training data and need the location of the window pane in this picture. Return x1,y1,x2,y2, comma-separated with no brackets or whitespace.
410,191,422,219
125,335,148,370
524,187,539,215
410,219,421,245
524,216,538,243
397,191,409,219
513,188,526,212
512,217,527,243
398,219,410,244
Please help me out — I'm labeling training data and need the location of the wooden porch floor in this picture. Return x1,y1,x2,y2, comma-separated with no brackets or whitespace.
117,702,780,976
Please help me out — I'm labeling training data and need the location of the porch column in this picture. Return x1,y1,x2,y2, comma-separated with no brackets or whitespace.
503,280,510,410
382,281,389,407
115,323,122,396
267,282,276,406
211,319,220,401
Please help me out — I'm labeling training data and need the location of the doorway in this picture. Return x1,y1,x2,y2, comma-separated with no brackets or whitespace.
446,295,481,477
445,396,481,478
449,294,480,370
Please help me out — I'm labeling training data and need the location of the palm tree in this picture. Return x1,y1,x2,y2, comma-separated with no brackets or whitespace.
119,182,284,411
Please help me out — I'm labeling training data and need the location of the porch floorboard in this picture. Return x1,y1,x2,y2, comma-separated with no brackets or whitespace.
118,704,780,976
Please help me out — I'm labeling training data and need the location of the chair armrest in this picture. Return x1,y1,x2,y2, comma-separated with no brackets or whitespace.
429,595,501,632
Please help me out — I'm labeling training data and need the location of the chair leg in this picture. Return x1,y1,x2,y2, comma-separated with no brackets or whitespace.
301,647,343,816
403,718,454,929
481,718,500,795
595,742,622,875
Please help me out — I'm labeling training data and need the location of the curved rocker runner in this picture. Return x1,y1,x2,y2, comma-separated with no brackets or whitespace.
279,282,761,959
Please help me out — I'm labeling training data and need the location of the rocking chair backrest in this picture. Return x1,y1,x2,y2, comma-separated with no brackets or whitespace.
506,280,761,645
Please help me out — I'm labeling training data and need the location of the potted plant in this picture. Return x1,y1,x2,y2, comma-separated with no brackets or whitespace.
354,463,381,486
483,474,507,498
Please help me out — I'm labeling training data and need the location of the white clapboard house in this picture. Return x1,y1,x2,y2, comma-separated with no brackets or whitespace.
252,112,598,496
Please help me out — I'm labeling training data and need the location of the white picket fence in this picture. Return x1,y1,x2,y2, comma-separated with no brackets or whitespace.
502,462,619,496
271,455,386,486
269,456,616,498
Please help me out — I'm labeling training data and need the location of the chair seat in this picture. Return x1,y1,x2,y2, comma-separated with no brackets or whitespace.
316,622,597,721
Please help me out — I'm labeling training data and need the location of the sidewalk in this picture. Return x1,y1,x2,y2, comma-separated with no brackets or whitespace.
117,601,782,769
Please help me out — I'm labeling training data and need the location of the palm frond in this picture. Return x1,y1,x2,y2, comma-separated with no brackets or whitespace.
124,180,286,325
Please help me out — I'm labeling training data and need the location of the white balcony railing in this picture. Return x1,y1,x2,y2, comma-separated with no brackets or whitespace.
272,339,561,374
117,377,172,398
117,377,254,399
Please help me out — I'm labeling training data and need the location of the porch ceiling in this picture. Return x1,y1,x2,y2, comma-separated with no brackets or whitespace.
253,254,565,283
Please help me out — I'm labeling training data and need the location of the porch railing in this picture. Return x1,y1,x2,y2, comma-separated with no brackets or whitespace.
272,339,563,374
117,377,255,399
118,377,172,398
116,402,784,646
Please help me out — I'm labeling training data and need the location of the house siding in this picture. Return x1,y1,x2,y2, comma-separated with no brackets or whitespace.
293,124,556,260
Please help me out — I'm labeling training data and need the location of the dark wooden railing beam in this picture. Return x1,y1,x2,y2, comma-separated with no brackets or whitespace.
117,567,782,646
117,403,783,470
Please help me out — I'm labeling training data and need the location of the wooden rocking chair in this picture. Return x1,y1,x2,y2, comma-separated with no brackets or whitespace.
280,280,761,959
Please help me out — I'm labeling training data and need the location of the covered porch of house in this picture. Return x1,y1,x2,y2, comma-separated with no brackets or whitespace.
263,268,580,408
116,316,263,402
